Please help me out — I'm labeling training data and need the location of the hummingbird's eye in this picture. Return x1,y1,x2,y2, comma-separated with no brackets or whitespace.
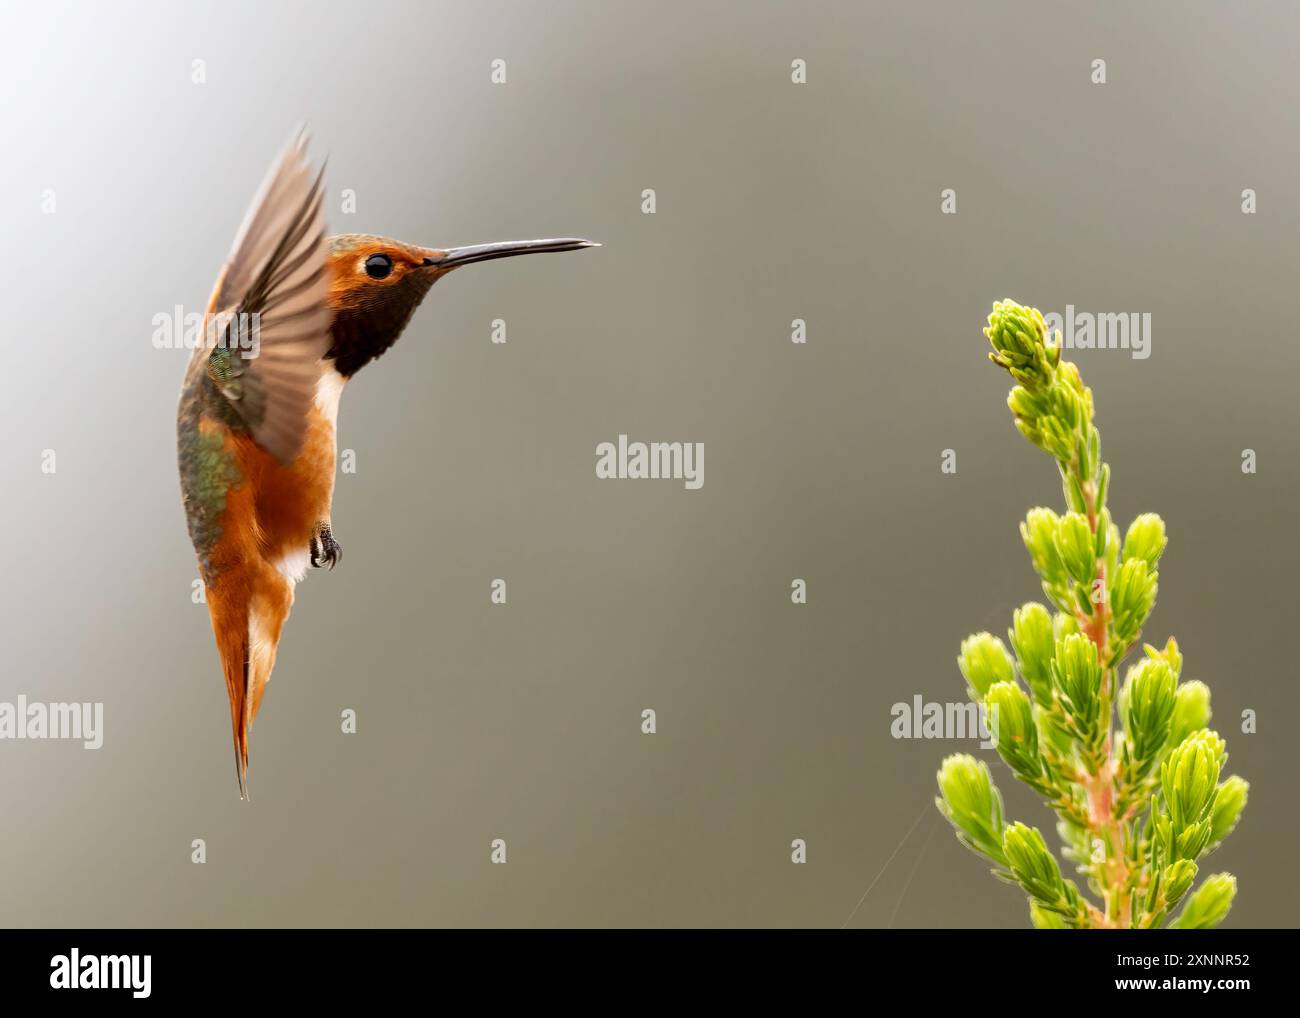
364,253,393,280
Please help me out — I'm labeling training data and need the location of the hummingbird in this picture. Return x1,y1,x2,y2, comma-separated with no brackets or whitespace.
177,133,596,797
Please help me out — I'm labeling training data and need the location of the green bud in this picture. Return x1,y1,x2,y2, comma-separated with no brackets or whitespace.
1056,511,1096,587
1161,730,1226,850
1021,508,1065,589
1144,636,1183,680
1003,822,1073,913
1029,901,1068,929
1123,513,1167,570
957,632,1015,701
1209,776,1249,847
1052,384,1082,432
935,754,1007,865
1008,385,1047,423
1175,820,1213,861
985,300,1056,391
1169,680,1211,747
985,681,1040,780
1041,414,1077,464
1014,415,1043,450
1170,874,1237,929
1058,360,1086,399
1051,633,1103,743
1008,602,1055,704
1110,557,1158,646
1162,859,1198,910
1122,658,1176,769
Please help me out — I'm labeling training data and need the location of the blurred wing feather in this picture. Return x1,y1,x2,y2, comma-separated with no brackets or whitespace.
202,131,332,464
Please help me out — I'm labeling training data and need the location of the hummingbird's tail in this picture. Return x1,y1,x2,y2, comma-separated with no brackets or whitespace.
211,613,252,799
206,570,254,799
205,559,293,800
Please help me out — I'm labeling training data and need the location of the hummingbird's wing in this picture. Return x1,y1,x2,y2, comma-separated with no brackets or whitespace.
199,131,332,464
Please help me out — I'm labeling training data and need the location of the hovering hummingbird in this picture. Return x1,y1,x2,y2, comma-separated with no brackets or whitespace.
177,133,596,797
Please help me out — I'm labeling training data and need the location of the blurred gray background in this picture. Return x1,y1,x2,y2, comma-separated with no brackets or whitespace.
0,0,1295,927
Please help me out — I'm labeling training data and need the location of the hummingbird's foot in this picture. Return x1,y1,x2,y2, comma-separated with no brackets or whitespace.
309,523,342,570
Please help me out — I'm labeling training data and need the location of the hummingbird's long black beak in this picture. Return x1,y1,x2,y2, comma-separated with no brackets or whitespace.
422,238,600,269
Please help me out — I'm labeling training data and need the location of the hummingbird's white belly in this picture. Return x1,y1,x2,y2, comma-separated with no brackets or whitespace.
313,366,345,428
274,547,312,585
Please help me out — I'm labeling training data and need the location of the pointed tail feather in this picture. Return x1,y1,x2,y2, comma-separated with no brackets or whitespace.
208,580,253,799
205,559,294,799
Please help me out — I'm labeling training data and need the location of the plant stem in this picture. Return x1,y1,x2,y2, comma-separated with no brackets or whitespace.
1073,468,1137,927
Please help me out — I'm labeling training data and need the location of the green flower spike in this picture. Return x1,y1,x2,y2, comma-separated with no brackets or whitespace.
934,300,1246,929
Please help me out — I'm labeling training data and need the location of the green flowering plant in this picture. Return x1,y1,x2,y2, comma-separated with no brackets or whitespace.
935,300,1247,929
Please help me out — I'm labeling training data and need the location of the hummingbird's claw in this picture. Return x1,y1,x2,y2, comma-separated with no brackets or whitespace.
310,523,342,570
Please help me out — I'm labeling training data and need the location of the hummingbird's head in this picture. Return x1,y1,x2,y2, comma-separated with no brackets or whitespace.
324,233,598,377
